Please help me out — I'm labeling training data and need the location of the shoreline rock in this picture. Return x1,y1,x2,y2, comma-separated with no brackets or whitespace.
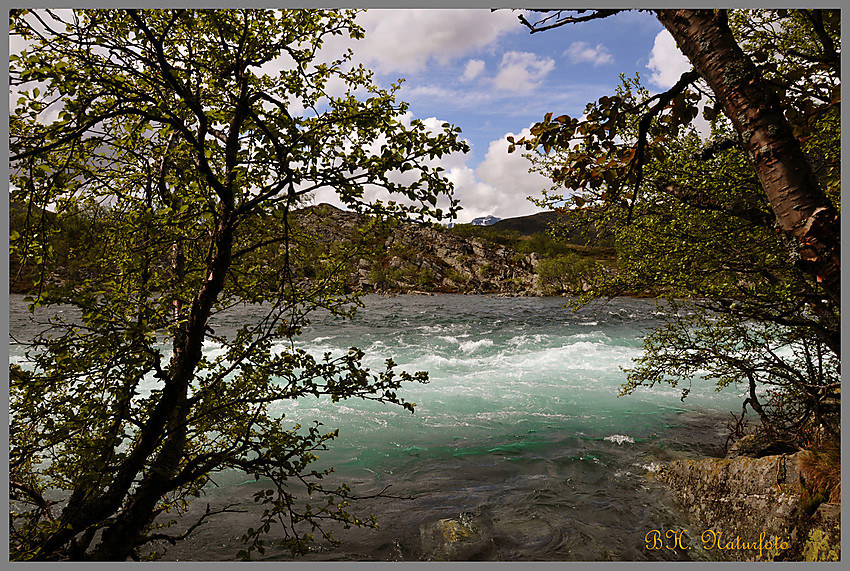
658,451,840,561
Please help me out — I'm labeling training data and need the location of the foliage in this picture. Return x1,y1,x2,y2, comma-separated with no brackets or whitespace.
535,253,603,295
516,9,839,444
367,259,432,291
622,307,839,444
9,8,468,561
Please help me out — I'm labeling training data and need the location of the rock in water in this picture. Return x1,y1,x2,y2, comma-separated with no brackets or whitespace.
420,511,493,560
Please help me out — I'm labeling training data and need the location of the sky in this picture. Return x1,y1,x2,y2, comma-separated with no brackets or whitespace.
9,9,695,224
308,9,693,223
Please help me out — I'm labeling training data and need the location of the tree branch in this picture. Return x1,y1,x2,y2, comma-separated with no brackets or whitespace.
141,503,245,547
627,69,700,223
693,134,739,161
518,9,626,33
10,480,56,521
801,10,840,77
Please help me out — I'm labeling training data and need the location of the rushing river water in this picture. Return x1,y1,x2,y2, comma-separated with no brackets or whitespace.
9,294,746,561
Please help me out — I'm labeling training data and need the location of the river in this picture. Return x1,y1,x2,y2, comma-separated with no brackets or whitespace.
9,293,743,560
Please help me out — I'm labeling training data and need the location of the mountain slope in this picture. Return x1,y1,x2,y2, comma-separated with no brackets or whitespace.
293,204,540,295
10,202,612,297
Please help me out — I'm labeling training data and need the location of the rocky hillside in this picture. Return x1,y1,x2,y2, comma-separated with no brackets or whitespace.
11,201,607,297
293,204,542,296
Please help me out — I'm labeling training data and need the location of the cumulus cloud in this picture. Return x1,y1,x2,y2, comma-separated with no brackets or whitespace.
345,9,522,75
454,128,551,221
492,51,555,93
462,59,486,82
564,41,614,67
647,30,691,89
442,166,500,221
646,30,712,138
261,10,519,106
308,124,552,224
307,112,472,214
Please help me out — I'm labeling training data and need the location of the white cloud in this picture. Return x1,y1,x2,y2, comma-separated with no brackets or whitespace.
646,30,712,138
403,84,454,100
565,41,613,67
443,166,500,221
309,125,551,224
462,59,485,82
451,128,550,221
307,112,472,215
647,30,691,89
343,9,522,75
492,51,555,93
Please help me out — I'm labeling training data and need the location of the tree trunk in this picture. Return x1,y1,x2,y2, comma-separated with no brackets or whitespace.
89,408,189,560
88,209,237,560
656,9,840,302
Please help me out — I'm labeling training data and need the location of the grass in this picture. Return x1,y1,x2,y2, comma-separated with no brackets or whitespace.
800,439,840,512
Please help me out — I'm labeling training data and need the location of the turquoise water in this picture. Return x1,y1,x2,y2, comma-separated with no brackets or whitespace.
9,294,743,560
253,295,739,469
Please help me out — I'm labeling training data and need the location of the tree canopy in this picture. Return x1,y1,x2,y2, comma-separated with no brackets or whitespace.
515,9,840,446
9,8,467,560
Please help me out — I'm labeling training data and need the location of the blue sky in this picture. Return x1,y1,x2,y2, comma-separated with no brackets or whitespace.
308,9,694,222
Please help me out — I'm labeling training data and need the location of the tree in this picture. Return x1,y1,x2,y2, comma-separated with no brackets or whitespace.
517,9,840,301
654,10,839,302
514,9,839,445
9,9,468,561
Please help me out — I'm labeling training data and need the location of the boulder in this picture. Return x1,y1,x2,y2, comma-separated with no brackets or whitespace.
659,452,840,560
419,511,493,561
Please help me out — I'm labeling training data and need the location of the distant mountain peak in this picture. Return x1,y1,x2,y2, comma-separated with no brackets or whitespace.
471,215,501,226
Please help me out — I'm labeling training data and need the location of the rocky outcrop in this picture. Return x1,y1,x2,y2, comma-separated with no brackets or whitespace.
294,204,541,295
658,452,840,561
379,224,539,295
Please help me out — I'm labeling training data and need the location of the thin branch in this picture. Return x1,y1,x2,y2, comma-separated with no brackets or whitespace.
627,69,701,223
10,481,56,521
801,9,840,77
141,503,245,546
518,10,626,33
11,108,135,162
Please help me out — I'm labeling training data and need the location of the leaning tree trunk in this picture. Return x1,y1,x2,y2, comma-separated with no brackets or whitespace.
656,9,841,302
88,210,237,560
